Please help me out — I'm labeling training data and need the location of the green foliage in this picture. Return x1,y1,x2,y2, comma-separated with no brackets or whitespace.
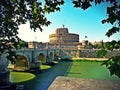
101,1,120,37
44,0,64,13
106,27,119,37
102,56,120,78
104,40,120,50
97,49,108,57
72,0,91,10
0,0,64,62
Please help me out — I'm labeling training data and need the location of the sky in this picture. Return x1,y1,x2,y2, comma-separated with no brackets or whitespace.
18,1,120,43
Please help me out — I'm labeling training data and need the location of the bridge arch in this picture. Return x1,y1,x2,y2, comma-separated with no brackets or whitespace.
38,53,46,64
14,54,30,71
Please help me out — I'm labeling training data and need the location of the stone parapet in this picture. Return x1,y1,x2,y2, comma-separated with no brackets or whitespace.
64,49,120,58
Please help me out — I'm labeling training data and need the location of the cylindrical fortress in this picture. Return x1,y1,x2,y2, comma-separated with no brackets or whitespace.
49,28,79,43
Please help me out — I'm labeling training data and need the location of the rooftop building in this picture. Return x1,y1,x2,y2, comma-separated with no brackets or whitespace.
28,27,92,50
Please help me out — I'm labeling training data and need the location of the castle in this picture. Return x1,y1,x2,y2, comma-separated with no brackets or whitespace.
28,27,92,50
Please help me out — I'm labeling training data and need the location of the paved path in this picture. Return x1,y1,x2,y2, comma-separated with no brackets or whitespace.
48,76,120,90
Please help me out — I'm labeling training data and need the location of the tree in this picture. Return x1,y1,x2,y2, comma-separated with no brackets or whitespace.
0,0,64,69
104,40,120,50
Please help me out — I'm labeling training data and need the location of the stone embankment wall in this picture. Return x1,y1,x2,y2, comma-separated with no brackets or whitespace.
65,49,120,58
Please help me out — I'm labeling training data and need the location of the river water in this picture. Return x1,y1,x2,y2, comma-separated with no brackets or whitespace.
20,61,72,90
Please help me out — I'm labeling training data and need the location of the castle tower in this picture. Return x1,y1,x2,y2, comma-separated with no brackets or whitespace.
49,27,79,44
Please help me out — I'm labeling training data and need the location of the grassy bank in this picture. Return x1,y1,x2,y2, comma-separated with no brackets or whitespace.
65,60,119,80
10,72,35,83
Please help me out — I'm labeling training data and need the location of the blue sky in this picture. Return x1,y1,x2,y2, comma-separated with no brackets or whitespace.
18,1,120,42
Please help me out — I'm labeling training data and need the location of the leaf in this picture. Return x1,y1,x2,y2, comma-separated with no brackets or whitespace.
82,2,91,10
116,11,120,20
106,27,120,37
107,7,113,14
102,19,107,24
108,12,116,24
95,0,103,4
72,1,81,8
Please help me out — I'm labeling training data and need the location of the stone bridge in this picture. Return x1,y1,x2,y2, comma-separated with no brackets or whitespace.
1,48,120,71
1,48,71,71
7,48,62,71
16,49,56,63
